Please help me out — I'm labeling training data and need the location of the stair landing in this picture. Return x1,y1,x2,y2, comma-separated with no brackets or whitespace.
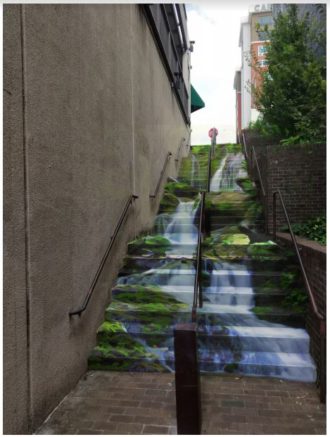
36,371,326,435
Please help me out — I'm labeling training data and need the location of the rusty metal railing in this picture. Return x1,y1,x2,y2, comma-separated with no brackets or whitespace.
69,194,138,317
150,152,172,199
192,191,206,322
273,190,326,403
207,147,212,192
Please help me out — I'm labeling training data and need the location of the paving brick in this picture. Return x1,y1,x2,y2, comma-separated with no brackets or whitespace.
114,422,144,434
36,371,325,435
221,399,245,408
142,424,172,434
92,421,119,432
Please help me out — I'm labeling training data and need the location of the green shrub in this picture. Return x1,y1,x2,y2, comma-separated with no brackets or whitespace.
281,215,326,245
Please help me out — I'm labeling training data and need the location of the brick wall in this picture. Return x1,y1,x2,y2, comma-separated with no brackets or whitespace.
277,233,326,382
243,131,326,231
243,130,326,389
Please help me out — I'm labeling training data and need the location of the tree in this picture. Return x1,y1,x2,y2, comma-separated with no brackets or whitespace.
253,5,326,144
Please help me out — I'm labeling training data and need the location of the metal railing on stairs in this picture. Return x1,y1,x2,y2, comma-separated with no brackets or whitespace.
174,150,211,434
150,152,172,199
273,190,326,404
207,147,212,192
69,194,138,317
192,191,206,322
242,133,326,403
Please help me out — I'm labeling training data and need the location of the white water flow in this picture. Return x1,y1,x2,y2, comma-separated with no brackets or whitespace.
164,200,198,245
154,213,172,234
210,155,228,192
210,153,246,192
191,155,200,187
201,262,315,381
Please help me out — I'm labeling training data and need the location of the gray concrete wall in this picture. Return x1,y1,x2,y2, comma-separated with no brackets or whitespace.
3,5,30,434
4,4,190,433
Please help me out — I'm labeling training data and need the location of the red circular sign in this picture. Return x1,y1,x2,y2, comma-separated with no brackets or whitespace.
208,128,218,138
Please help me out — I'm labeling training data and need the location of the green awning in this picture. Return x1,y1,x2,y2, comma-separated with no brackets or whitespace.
191,85,205,113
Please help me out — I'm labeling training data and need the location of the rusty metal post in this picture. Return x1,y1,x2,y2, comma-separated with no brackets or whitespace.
207,148,212,192
174,323,201,434
273,192,277,241
320,320,326,403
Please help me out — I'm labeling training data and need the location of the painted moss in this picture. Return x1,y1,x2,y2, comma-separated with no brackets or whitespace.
164,181,199,198
236,177,257,197
98,321,127,334
220,233,250,245
88,330,170,373
89,145,309,377
112,285,189,308
159,192,180,212
88,358,168,372
127,235,171,256
252,305,304,316
247,241,280,260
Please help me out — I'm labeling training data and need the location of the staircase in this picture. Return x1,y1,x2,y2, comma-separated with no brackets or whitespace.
89,144,316,382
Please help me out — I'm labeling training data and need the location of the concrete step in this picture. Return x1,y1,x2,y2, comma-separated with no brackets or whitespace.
94,319,311,355
89,334,316,382
121,255,297,274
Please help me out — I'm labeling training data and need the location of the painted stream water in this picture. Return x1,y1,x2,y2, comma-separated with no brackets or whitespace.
90,148,316,381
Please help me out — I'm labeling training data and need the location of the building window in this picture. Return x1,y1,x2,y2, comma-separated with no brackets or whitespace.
257,16,273,27
258,59,269,68
258,45,268,56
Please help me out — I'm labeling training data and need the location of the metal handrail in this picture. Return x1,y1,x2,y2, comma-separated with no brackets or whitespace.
150,152,172,199
273,191,324,321
207,147,212,192
175,138,186,163
252,146,266,197
241,133,265,197
192,191,205,321
242,131,248,161
273,190,326,403
69,194,138,317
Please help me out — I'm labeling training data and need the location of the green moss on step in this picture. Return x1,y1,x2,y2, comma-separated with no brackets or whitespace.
245,201,263,220
209,243,248,260
247,241,280,260
93,332,158,359
220,233,250,245
252,306,275,315
236,177,257,197
224,363,239,373
108,285,190,316
127,235,171,256
283,288,308,313
159,192,180,211
164,181,199,197
224,143,242,154
97,321,126,334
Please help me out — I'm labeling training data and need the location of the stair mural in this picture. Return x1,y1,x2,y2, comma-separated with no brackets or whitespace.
89,144,316,382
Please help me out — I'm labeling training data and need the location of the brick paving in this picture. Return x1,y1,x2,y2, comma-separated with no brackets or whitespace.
37,371,326,435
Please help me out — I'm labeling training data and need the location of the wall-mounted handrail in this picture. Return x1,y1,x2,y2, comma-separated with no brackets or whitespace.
192,191,205,321
150,152,172,199
175,138,186,163
69,194,138,317
273,190,326,403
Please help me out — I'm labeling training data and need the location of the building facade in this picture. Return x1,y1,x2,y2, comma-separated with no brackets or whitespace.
4,4,191,433
235,3,326,141
235,4,273,140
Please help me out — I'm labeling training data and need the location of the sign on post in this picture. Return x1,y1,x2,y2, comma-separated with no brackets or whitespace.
208,127,218,156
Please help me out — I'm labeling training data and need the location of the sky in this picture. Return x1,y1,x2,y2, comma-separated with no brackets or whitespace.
187,3,250,145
